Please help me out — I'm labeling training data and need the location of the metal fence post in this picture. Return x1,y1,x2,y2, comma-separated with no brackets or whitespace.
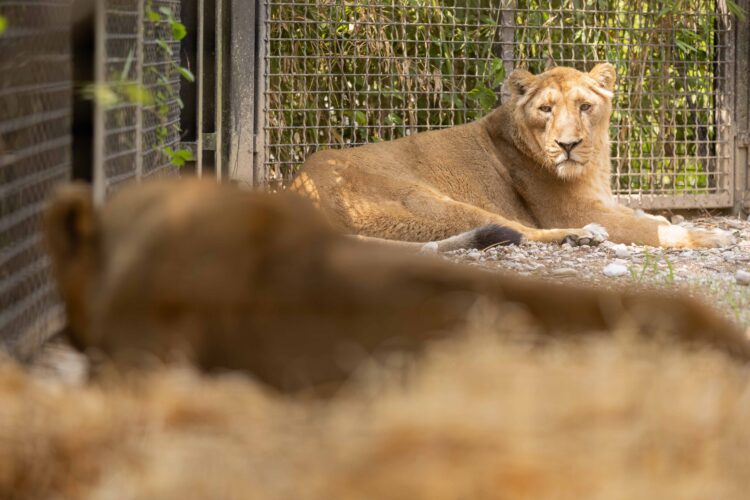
92,0,106,205
735,0,750,214
253,0,267,187
226,0,256,187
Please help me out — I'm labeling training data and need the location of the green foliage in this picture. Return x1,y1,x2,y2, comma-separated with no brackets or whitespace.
267,0,745,190
0,15,7,35
164,146,195,167
628,251,675,285
83,4,194,169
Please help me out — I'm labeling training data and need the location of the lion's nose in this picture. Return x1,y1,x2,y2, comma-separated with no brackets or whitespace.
555,139,582,153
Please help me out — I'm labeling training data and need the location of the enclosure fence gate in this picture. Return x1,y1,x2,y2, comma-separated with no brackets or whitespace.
249,0,745,211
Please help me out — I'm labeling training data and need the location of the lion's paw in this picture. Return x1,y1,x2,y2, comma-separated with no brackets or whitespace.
688,227,734,248
562,223,609,246
657,225,733,248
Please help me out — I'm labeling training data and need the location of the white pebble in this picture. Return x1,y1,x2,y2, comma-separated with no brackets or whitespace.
735,270,750,286
551,267,578,277
467,250,481,260
612,243,631,259
603,263,629,277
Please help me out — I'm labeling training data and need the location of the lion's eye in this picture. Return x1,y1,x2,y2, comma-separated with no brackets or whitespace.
539,105,552,113
580,103,592,112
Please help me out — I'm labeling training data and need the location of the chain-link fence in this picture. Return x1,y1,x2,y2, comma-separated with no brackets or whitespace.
0,0,72,353
94,0,181,202
0,0,183,352
261,0,736,209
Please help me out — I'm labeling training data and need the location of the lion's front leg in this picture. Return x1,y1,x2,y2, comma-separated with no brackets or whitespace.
580,204,733,248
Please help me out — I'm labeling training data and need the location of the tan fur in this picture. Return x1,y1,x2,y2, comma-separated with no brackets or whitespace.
3,329,750,499
293,63,731,248
43,179,749,394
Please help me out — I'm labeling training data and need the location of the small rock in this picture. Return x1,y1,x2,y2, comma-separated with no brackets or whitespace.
671,214,685,225
735,270,750,286
551,267,578,277
603,263,629,277
467,250,481,260
600,241,617,250
612,243,631,259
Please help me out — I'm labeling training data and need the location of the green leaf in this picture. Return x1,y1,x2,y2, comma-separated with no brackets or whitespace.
80,83,120,107
175,149,194,161
727,0,747,22
177,66,195,82
120,49,135,80
158,6,174,20
123,83,154,105
155,38,173,55
171,21,187,41
467,84,496,112
354,110,367,126
385,112,403,126
146,8,161,22
0,15,7,35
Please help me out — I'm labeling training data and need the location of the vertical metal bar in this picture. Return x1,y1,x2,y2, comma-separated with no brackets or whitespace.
500,0,516,81
135,0,144,181
719,3,737,211
253,0,267,187
92,0,107,204
736,0,750,212
215,0,224,181
196,0,204,177
227,0,257,187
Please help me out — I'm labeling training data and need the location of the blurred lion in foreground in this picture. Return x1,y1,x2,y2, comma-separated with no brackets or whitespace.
41,179,749,392
0,178,748,498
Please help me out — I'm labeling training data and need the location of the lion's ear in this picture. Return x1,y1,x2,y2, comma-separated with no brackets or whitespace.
44,182,98,265
589,63,616,91
503,68,536,97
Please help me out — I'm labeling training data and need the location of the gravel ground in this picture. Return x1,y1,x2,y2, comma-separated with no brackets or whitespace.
444,215,750,328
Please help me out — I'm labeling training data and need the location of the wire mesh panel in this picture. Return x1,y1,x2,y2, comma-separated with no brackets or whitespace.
98,0,141,197
95,0,181,201
262,0,736,209
0,0,72,351
141,0,181,178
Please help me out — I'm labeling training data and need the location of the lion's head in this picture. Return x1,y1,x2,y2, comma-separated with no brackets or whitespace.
502,63,616,180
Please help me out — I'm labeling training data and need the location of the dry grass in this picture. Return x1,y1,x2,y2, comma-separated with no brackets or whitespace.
2,305,750,499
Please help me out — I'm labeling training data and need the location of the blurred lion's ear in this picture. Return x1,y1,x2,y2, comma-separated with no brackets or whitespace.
43,182,98,263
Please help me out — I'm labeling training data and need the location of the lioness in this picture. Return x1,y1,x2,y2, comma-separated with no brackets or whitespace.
44,180,749,392
293,63,731,250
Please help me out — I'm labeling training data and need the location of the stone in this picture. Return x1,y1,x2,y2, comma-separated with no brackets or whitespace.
611,243,631,259
603,263,629,277
735,270,750,286
671,214,685,225
551,267,578,277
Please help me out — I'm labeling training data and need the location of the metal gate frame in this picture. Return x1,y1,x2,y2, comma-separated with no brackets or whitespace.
179,0,266,187
735,0,750,214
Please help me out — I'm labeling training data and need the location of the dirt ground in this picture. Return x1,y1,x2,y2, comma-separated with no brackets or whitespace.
445,215,750,328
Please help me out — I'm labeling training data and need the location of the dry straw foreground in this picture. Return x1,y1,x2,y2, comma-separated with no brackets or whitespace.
2,306,750,500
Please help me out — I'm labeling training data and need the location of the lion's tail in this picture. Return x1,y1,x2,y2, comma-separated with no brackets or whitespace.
351,224,523,253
